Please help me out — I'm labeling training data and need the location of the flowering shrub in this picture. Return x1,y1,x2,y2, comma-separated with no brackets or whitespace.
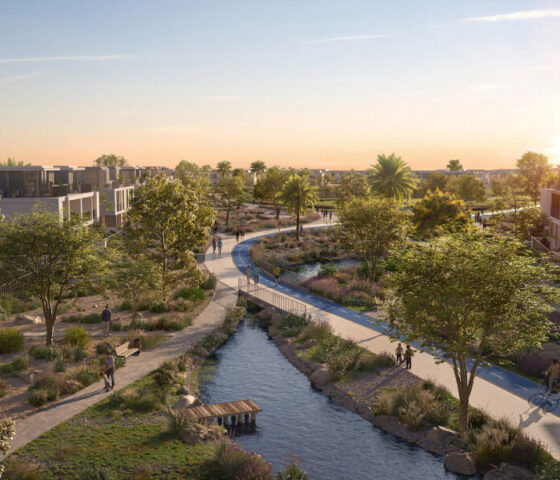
0,417,15,478
515,353,551,378
303,270,378,308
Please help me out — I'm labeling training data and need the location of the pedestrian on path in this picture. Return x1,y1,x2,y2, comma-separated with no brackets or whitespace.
235,229,240,242
103,352,115,392
253,265,260,284
245,265,251,285
217,237,223,255
102,304,111,337
329,211,333,221
544,359,560,396
277,218,282,232
274,266,280,286
211,236,217,255
404,345,413,369
241,228,245,239
395,343,403,364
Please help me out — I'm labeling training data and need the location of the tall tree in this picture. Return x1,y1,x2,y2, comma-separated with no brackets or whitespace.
338,197,409,281
250,160,267,178
412,189,471,237
387,234,557,433
449,174,486,206
0,211,104,346
254,167,288,219
416,172,449,198
216,161,232,177
367,154,417,201
175,161,211,198
95,154,127,167
277,174,318,240
336,170,370,208
447,159,463,171
124,175,215,300
215,175,245,227
516,151,552,205
1,158,30,166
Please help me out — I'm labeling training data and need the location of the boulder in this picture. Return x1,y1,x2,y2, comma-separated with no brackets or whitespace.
483,463,535,480
191,345,210,358
256,308,273,322
15,314,42,325
310,366,331,387
444,452,477,476
177,385,189,395
268,326,282,338
269,310,283,326
173,395,200,409
20,371,40,384
426,426,458,445
373,414,392,428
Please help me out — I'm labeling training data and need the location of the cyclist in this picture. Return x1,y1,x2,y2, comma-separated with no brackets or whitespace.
543,358,559,396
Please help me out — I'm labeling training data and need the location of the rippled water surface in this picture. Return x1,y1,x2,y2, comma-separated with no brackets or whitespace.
199,321,468,480
279,258,360,284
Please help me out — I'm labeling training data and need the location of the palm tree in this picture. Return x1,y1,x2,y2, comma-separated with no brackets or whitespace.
447,159,463,172
367,154,417,201
277,174,318,240
250,160,267,178
216,161,232,177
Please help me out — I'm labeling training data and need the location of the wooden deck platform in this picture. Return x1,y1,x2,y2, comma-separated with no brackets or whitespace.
183,399,262,425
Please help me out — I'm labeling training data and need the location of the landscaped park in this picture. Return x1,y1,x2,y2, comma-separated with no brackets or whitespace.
2,154,560,479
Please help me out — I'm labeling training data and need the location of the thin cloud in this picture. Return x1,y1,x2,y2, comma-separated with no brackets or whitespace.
306,34,390,44
0,54,138,64
0,71,43,82
465,9,560,22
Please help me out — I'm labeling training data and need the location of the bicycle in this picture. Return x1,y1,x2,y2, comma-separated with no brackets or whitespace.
528,377,560,412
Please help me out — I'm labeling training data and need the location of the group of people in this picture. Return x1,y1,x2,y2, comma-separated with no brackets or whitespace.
395,343,414,369
319,209,333,221
235,227,245,242
211,236,223,255
245,264,261,285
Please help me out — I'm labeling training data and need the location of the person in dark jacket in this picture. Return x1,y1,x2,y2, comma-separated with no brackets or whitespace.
102,305,111,337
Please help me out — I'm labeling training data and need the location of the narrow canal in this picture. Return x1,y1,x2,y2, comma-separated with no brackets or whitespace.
199,319,471,480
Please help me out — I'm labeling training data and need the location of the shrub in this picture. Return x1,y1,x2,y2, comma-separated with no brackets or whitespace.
222,306,245,334
0,378,7,397
318,263,337,277
96,342,114,355
29,345,60,360
358,352,395,372
536,462,560,480
54,358,66,373
0,306,6,322
276,464,311,480
374,390,395,415
175,287,205,302
467,408,488,431
118,300,132,311
156,316,192,331
278,313,310,338
0,328,25,354
472,421,519,472
2,460,44,480
62,326,91,349
0,356,30,376
167,410,226,443
62,346,89,362
515,352,551,378
122,391,162,412
29,388,49,407
299,320,332,344
210,442,274,480
79,466,116,480
201,274,217,290
74,367,98,387
61,313,102,324
511,434,554,472
110,322,122,331
133,334,166,350
399,401,424,430
149,300,169,313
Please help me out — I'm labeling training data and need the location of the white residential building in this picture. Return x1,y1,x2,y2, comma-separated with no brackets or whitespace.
540,188,560,249
100,185,135,230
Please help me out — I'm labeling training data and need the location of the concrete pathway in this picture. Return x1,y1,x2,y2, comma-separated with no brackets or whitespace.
3,281,237,457
205,224,560,459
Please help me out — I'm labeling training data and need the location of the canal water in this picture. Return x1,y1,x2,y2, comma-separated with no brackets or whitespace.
280,258,360,284
199,320,471,480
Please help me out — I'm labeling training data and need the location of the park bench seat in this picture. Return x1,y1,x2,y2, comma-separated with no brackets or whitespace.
115,340,140,362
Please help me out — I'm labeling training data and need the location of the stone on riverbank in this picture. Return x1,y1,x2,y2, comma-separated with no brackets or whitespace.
173,395,200,409
192,345,210,358
482,463,535,480
310,366,331,387
444,452,477,476
15,314,43,325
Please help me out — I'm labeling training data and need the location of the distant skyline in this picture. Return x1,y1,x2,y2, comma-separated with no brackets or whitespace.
1,1,559,170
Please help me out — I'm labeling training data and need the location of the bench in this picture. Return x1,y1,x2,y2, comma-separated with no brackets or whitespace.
115,339,140,363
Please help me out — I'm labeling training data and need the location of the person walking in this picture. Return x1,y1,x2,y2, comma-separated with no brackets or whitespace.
277,218,282,232
543,359,560,396
404,345,413,370
102,304,111,337
253,265,260,284
235,229,240,242
217,237,223,255
329,211,333,221
103,352,115,392
240,228,245,239
211,236,217,255
395,343,403,364
274,266,280,286
245,265,251,285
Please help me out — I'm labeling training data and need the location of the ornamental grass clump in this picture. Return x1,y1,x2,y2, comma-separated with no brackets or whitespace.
298,320,332,344
62,326,91,349
210,442,273,480
0,328,25,354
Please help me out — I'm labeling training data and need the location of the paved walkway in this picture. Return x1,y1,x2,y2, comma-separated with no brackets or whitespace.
3,280,237,457
205,224,560,459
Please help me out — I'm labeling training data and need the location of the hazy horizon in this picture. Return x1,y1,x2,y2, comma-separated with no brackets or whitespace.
1,1,559,169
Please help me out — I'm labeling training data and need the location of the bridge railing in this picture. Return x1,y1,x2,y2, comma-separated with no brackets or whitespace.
237,277,307,317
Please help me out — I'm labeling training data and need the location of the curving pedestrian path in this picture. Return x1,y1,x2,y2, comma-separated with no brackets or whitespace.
205,224,560,459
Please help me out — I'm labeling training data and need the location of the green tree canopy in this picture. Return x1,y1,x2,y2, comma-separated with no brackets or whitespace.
277,174,318,240
516,151,552,205
215,175,245,227
95,154,127,167
447,159,463,171
416,172,449,198
216,161,232,177
412,189,471,237
254,167,288,219
124,175,215,300
449,174,486,205
386,234,557,433
250,160,267,178
0,210,104,346
175,161,211,198
1,158,30,166
367,154,417,201
336,170,370,208
338,197,409,281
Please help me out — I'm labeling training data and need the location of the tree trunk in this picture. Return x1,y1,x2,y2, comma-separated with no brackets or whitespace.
44,312,55,347
296,213,300,240
452,356,471,434
458,386,469,434
225,206,231,227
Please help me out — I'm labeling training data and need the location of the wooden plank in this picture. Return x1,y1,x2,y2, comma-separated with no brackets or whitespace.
179,400,262,421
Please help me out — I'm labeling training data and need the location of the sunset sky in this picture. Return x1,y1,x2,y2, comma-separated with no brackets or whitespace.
1,0,559,170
